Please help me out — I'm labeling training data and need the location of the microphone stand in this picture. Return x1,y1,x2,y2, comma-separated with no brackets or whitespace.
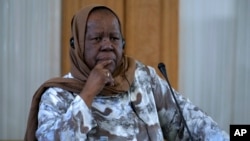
158,63,194,141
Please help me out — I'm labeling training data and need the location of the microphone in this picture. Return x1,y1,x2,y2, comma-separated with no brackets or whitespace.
158,63,194,141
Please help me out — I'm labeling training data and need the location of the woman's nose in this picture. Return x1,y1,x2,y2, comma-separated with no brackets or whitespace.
101,38,113,50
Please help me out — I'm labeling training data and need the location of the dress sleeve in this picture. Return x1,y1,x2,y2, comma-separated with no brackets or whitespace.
35,87,96,141
148,66,229,141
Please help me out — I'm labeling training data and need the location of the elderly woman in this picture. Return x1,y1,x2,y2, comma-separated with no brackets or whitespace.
25,4,229,141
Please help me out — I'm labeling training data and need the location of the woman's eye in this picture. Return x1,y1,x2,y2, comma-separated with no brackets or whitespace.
111,37,119,41
93,37,102,41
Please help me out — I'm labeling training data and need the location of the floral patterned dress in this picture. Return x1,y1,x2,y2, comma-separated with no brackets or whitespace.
36,61,229,141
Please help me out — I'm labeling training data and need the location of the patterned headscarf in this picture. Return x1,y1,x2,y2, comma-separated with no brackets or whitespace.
24,4,136,141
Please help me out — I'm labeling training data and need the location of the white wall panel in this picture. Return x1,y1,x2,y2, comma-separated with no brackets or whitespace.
0,0,61,139
179,0,250,133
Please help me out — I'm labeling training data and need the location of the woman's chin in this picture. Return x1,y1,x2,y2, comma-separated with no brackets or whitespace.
106,64,116,74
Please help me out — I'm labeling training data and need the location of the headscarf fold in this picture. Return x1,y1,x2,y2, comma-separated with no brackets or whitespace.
24,4,136,141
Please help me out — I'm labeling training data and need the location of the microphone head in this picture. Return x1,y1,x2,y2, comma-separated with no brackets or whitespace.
158,62,165,70
158,62,167,77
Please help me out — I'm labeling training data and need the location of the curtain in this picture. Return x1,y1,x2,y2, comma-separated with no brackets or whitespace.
0,0,61,139
179,0,250,133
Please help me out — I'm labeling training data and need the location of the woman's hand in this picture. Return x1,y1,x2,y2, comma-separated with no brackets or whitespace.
79,60,114,107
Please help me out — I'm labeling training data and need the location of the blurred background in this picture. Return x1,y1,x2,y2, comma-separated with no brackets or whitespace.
0,0,249,140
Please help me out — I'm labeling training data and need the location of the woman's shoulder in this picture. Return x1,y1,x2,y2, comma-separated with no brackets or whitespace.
135,60,157,77
41,73,76,103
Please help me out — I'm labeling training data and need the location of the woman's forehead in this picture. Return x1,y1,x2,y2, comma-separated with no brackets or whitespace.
86,11,120,32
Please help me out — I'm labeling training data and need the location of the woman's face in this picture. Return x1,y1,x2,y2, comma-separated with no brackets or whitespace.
84,9,123,73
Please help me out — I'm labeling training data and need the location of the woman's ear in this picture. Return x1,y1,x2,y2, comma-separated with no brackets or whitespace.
122,39,125,49
70,37,74,48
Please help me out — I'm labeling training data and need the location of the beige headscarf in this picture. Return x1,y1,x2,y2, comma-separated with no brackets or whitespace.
24,4,136,141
